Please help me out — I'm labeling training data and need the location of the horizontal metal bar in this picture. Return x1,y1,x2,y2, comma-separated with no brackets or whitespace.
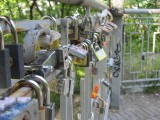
122,84,160,89
0,18,72,33
123,23,160,25
52,0,108,10
125,9,160,14
122,78,160,83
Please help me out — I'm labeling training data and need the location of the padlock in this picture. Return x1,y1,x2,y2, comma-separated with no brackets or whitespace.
91,43,107,61
23,74,50,106
68,44,88,59
68,17,79,41
99,98,105,114
72,42,90,67
11,79,45,120
67,56,75,96
56,58,71,95
11,79,44,110
23,74,55,120
0,16,24,79
0,26,11,88
41,16,60,49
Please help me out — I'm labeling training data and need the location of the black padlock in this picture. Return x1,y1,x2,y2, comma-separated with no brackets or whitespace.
0,27,11,88
0,16,24,79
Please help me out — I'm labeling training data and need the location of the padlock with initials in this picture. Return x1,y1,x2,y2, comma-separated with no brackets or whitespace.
91,43,107,61
1,16,24,79
0,27,11,88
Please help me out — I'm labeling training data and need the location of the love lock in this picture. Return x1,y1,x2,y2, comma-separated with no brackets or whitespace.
68,16,79,41
99,98,106,114
72,42,90,67
23,74,55,120
91,43,107,61
11,79,45,120
0,16,24,79
67,56,75,97
0,26,11,88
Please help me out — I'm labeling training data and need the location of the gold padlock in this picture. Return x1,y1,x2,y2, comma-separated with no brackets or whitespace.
91,43,107,61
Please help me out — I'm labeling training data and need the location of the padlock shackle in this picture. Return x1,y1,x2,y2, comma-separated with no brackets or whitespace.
11,79,44,109
41,15,57,31
0,16,18,44
65,56,72,78
23,74,50,106
99,98,105,107
0,27,4,50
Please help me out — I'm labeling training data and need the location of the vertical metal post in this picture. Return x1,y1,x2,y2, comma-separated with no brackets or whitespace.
110,0,124,109
110,17,123,109
60,18,73,120
80,6,92,120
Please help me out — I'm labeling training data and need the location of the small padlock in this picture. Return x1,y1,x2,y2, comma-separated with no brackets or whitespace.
68,17,79,41
99,98,105,114
0,16,24,79
67,56,75,96
56,59,71,96
91,43,107,61
0,26,11,88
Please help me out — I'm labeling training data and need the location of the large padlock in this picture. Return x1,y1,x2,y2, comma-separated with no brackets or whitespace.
91,43,107,61
11,79,45,120
11,79,44,109
68,17,79,41
0,26,11,88
0,16,24,79
23,74,55,120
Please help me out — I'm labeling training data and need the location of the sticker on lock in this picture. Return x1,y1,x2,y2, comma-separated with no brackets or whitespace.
95,49,107,61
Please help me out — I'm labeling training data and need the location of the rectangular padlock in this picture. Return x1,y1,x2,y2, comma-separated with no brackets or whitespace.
5,44,25,79
0,49,11,88
69,44,88,59
92,45,107,61
45,103,55,120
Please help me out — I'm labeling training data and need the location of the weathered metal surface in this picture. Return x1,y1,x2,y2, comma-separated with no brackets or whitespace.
52,0,108,10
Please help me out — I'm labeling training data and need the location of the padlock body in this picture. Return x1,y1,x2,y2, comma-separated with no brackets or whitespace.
73,53,90,67
69,25,79,40
94,48,107,61
5,44,24,79
45,103,55,120
0,49,11,88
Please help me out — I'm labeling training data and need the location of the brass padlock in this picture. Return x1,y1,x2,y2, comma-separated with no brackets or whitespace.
68,17,79,41
91,43,107,61
99,98,106,114
72,42,89,67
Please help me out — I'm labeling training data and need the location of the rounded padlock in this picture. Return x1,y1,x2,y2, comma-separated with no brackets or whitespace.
23,74,50,106
0,26,11,88
0,16,24,79
11,79,44,109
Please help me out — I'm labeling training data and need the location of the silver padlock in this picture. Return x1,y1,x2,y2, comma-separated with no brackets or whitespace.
67,56,75,97
11,79,44,109
11,79,45,120
23,74,55,120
